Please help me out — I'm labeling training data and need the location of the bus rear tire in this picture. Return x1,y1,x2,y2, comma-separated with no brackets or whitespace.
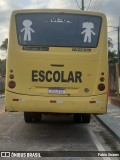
74,113,82,123
33,112,42,122
74,113,91,123
24,112,42,123
82,114,91,123
24,112,33,123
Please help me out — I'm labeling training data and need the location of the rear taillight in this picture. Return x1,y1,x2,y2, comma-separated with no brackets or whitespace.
101,72,104,76
10,69,13,73
100,77,105,82
8,69,16,89
8,81,16,89
98,83,105,91
98,72,105,91
9,74,14,79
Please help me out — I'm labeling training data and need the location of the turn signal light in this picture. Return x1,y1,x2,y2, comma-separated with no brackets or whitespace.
100,77,105,82
10,69,13,73
101,72,104,76
9,74,14,79
98,83,105,91
8,81,16,89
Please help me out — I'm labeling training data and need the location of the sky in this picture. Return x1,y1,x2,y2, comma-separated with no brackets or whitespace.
0,0,120,59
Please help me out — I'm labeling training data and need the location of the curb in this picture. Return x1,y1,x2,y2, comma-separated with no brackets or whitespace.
109,97,120,107
94,98,120,143
95,115,120,143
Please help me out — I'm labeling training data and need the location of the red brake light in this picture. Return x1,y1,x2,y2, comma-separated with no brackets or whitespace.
8,81,16,89
98,83,105,91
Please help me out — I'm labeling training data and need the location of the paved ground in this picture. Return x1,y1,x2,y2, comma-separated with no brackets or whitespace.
1,97,120,143
0,111,107,160
0,97,4,113
97,104,120,142
0,97,120,159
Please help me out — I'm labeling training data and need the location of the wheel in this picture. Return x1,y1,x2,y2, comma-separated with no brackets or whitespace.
81,114,91,123
73,113,82,123
24,112,33,123
33,112,42,122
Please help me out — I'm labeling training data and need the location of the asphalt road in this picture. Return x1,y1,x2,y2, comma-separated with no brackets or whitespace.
0,98,119,160
0,97,4,109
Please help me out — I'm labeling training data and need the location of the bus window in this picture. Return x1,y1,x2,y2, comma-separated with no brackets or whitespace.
16,13,102,48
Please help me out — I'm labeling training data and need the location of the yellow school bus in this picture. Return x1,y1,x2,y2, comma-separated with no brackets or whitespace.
5,9,108,123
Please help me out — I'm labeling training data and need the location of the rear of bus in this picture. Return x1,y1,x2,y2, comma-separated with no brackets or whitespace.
5,9,108,123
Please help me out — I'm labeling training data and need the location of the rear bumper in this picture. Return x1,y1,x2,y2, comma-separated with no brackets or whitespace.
5,91,108,114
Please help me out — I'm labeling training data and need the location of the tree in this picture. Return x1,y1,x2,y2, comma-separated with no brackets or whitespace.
0,38,8,51
108,37,114,49
108,38,117,64
0,59,6,76
0,38,8,76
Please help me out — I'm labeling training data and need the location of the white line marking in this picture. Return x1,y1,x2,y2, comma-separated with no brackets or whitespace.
88,127,112,160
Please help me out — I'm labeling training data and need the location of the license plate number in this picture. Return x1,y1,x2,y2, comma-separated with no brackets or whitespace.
48,88,65,94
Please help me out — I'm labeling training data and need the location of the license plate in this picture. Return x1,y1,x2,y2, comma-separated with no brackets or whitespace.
48,88,65,94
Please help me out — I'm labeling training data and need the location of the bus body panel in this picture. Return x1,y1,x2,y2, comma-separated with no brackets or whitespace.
5,9,108,114
5,90,107,114
5,57,108,97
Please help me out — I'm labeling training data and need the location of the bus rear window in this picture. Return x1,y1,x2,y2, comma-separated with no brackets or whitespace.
15,13,102,48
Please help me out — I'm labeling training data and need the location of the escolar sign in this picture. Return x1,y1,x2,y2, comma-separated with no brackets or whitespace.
32,70,82,83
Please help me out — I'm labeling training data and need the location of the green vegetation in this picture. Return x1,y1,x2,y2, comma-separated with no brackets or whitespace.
108,37,117,64
0,38,8,93
0,59,6,76
0,38,8,51
0,38,8,76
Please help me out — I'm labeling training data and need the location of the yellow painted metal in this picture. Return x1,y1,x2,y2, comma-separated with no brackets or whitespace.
5,9,108,114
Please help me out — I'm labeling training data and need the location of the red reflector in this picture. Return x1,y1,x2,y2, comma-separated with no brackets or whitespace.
8,81,16,89
90,101,96,103
13,99,19,101
50,100,56,103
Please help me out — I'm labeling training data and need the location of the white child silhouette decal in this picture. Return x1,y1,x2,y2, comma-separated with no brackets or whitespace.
81,22,95,43
21,19,35,41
